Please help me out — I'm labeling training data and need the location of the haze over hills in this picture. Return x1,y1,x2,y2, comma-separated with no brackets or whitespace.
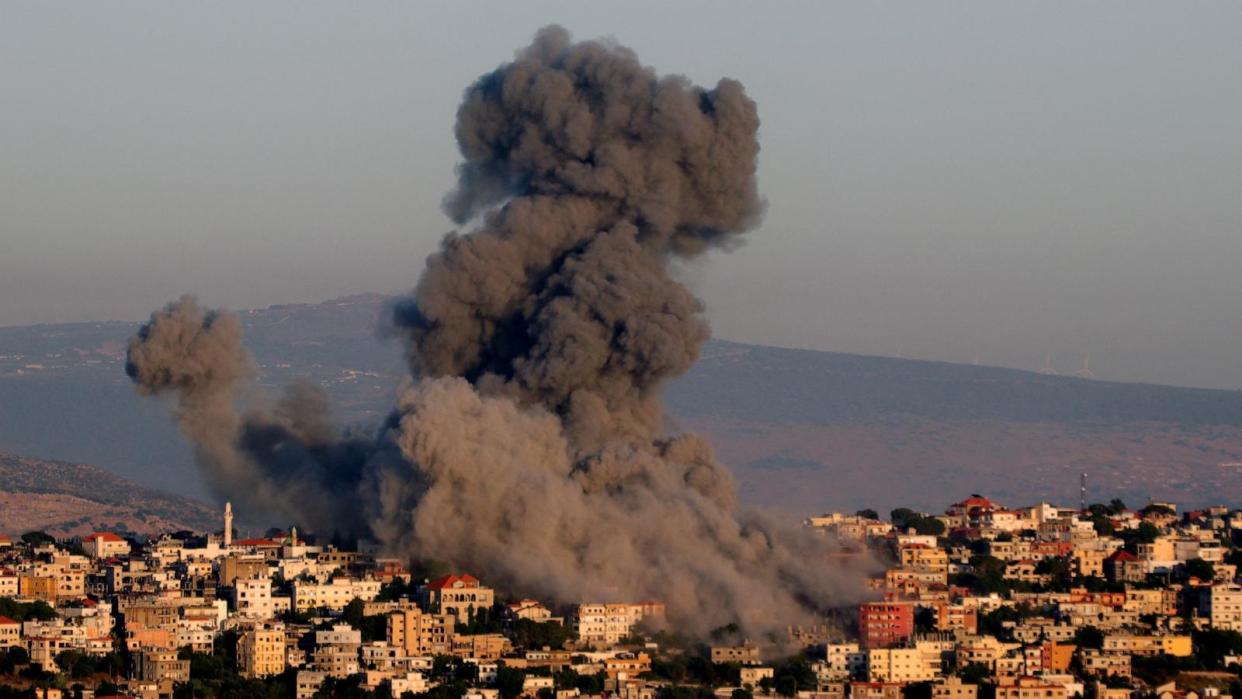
2,293,1241,516
0,452,218,537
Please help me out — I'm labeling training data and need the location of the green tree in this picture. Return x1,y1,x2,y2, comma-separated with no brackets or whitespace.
0,598,57,622
1074,626,1105,650
509,619,575,650
495,665,527,699
891,508,919,528
855,509,879,520
958,662,992,684
19,531,55,546
1183,558,1215,581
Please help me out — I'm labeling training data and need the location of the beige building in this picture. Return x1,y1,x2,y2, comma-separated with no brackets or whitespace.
0,616,20,648
1080,650,1131,678
1201,585,1242,631
313,624,361,678
575,602,664,647
740,667,774,688
420,574,495,624
238,623,287,679
82,532,131,559
452,633,510,660
387,605,453,656
901,545,950,574
867,647,939,683
933,677,978,699
293,577,382,613
996,677,1068,699
234,577,274,619
133,648,190,688
711,643,761,665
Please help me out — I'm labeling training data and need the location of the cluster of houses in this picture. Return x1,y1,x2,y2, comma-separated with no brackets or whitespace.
805,495,1242,699
0,505,667,698
0,494,1238,699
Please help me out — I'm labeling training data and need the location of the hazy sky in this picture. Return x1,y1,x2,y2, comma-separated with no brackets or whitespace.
3,2,1240,389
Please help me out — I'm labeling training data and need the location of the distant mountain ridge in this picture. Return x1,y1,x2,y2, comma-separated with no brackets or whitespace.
0,452,218,537
2,294,1241,516
675,340,1242,426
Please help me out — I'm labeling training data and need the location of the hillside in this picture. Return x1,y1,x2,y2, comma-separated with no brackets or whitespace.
0,453,218,537
2,294,1242,515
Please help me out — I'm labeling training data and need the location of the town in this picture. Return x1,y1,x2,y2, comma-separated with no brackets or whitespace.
0,495,1240,699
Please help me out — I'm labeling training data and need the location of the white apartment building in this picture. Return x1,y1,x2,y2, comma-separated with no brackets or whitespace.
234,577,274,619
293,578,382,612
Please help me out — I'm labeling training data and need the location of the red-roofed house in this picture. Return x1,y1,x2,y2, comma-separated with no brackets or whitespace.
1104,550,1144,583
420,574,494,624
0,615,19,647
83,532,130,558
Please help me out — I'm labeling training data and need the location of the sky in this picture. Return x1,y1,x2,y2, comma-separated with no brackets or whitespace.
2,2,1240,389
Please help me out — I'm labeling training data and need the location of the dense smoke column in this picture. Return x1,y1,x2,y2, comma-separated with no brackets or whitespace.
392,25,763,450
127,26,872,638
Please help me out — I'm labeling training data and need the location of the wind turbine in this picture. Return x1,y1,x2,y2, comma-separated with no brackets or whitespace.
1075,352,1096,379
1038,351,1058,375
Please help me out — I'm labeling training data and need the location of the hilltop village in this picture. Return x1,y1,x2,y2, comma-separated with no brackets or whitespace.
0,496,1240,699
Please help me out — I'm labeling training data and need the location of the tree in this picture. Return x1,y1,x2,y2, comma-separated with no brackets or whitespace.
855,509,879,520
914,606,938,633
1074,626,1104,650
732,689,753,699
958,662,991,684
495,665,527,699
912,517,946,536
891,508,919,529
903,682,933,699
0,599,57,622
1183,558,1215,582
19,531,55,546
509,619,575,650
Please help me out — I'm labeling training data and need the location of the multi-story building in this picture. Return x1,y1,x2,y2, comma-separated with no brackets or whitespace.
996,677,1068,699
859,602,914,649
574,602,665,647
1200,585,1242,631
419,574,495,624
387,604,453,656
867,647,938,683
238,623,287,679
82,532,131,559
313,624,362,678
132,648,190,687
293,577,382,613
234,577,274,619
933,677,978,699
710,643,760,665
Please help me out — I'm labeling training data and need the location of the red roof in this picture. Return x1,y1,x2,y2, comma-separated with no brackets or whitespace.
233,538,282,548
0,615,18,625
85,532,124,542
955,496,996,509
426,573,480,590
1106,550,1138,562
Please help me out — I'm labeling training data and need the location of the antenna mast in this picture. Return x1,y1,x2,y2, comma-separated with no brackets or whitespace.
1038,352,1058,375
1075,352,1095,379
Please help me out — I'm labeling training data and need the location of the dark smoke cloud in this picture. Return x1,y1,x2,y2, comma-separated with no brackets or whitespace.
127,26,871,637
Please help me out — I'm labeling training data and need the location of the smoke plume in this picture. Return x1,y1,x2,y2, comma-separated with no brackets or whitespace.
127,26,870,636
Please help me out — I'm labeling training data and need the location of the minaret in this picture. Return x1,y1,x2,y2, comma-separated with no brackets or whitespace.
224,502,233,548
290,526,298,547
